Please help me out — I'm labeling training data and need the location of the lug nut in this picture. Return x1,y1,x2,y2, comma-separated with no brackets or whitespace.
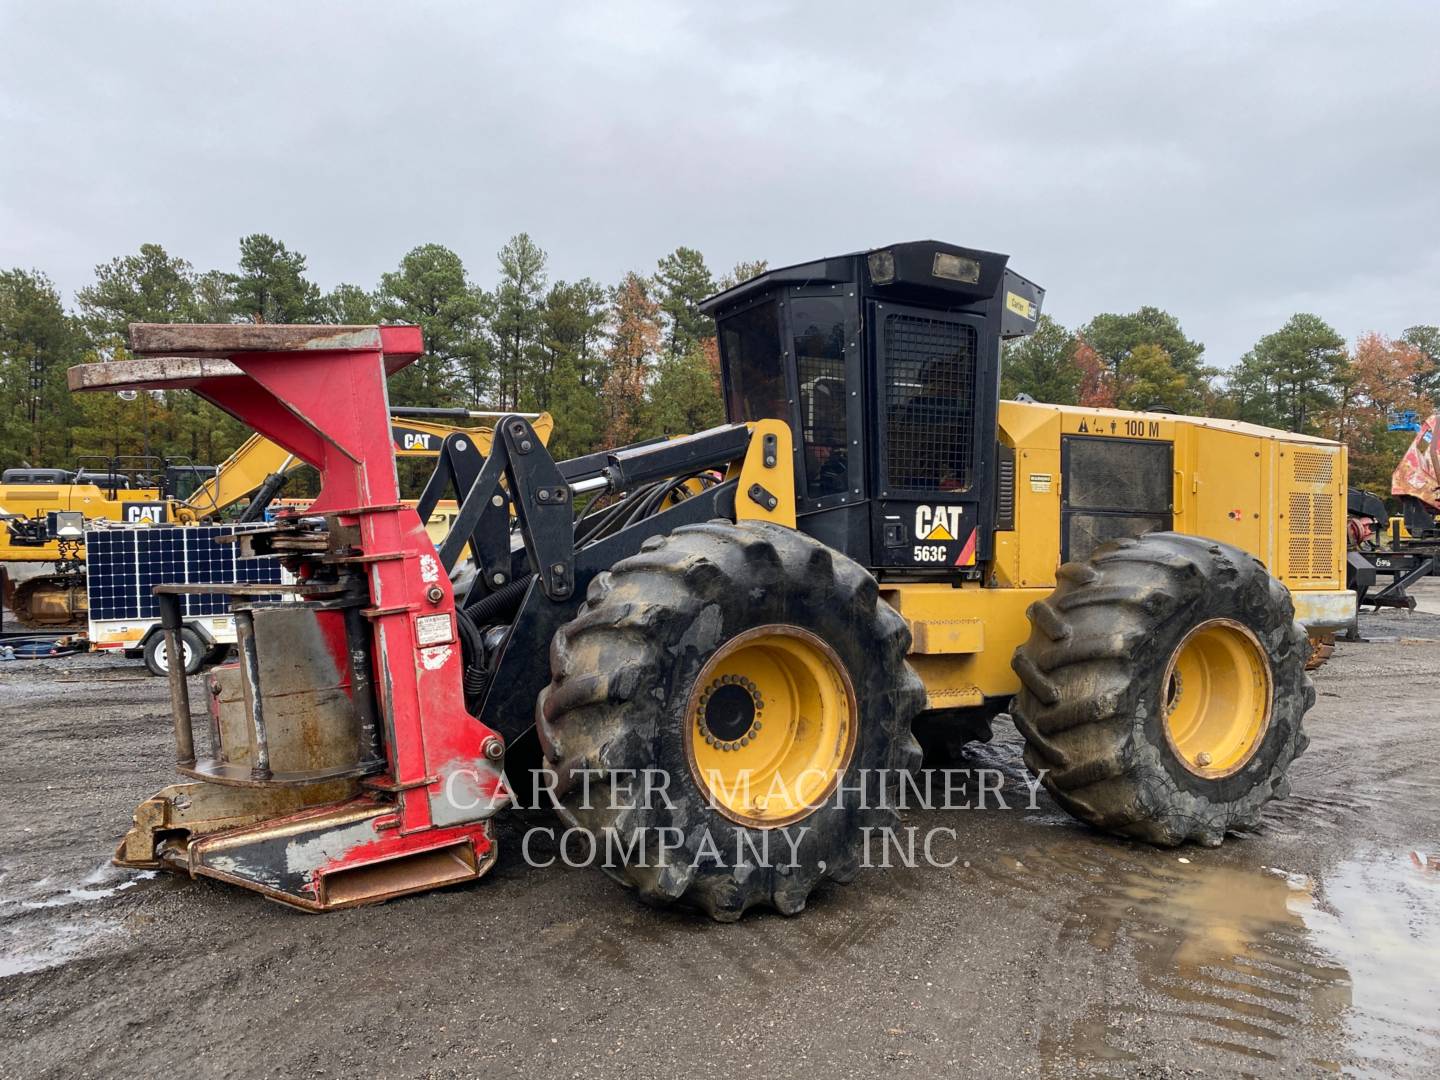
1196,752,1212,767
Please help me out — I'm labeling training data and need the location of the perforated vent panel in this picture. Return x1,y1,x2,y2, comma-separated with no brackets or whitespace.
996,445,1016,531
1293,450,1334,484
1285,491,1337,581
883,315,977,491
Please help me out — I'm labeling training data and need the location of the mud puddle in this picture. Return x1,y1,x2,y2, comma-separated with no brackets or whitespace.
975,839,1440,1075
0,861,154,978
1296,851,1440,1076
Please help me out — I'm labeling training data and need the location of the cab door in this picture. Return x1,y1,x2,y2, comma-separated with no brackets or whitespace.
868,300,994,573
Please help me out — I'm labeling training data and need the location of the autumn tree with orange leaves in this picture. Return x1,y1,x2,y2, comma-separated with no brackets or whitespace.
1325,332,1437,490
1072,338,1114,407
603,272,663,445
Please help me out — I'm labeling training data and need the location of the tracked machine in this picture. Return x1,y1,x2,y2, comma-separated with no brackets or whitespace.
72,243,1354,919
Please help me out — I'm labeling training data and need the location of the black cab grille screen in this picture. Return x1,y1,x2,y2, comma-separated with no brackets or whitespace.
884,315,977,491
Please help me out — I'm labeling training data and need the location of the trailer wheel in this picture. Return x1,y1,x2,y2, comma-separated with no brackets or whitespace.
1011,532,1313,847
537,520,925,921
143,627,205,678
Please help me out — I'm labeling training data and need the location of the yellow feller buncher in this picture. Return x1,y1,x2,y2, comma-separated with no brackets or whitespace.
79,241,1353,919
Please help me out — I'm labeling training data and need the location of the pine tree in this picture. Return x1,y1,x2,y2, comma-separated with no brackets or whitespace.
75,243,199,339
643,346,724,436
535,279,605,407
490,233,548,409
232,234,322,323
73,243,238,463
653,246,715,359
320,283,378,325
717,260,768,291
1232,314,1347,433
0,269,86,465
1401,325,1440,404
375,245,484,408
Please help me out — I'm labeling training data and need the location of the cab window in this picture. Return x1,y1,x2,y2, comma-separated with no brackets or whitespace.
790,296,849,497
721,301,788,424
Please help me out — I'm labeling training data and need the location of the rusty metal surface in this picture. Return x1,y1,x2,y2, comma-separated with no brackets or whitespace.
129,323,384,357
67,356,244,392
153,581,342,596
112,778,359,868
1306,633,1337,670
181,800,494,911
193,606,371,785
319,843,480,908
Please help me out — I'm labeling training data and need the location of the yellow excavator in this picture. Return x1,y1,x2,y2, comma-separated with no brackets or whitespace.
1,409,552,623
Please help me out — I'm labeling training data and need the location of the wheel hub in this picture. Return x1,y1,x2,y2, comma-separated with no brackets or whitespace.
1161,618,1273,779
697,677,763,750
684,625,856,828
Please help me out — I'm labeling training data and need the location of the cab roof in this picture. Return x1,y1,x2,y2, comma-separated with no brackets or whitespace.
698,239,1039,316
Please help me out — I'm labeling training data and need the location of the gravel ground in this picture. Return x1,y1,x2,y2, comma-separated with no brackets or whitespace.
1,592,1438,1078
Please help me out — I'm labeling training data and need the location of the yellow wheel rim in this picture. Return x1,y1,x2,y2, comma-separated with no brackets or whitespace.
1161,618,1272,779
684,625,856,828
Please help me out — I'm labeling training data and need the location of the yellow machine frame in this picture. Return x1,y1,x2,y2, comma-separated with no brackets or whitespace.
884,400,1350,711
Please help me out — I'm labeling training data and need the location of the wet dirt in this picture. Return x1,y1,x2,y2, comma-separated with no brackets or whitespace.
1,599,1438,1078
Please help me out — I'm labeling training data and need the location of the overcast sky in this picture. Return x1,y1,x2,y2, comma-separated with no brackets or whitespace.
2,1,1436,370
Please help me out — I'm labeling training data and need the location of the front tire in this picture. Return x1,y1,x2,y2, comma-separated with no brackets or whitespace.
1011,532,1312,846
537,520,925,920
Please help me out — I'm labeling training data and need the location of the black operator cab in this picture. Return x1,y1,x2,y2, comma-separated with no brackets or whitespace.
699,240,1043,577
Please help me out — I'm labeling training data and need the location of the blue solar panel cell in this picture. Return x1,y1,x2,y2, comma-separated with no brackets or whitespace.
85,525,284,621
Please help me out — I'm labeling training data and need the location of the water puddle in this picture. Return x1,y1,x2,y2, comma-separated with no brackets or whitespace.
1295,851,1440,1075
0,860,155,978
971,840,1440,1075
0,918,122,978
0,861,154,911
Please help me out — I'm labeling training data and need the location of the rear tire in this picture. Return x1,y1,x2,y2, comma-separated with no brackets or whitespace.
1011,532,1312,846
143,627,204,678
537,520,925,921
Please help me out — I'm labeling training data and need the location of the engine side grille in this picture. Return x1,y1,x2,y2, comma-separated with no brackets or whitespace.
1293,450,1334,484
995,444,1015,530
1285,451,1338,581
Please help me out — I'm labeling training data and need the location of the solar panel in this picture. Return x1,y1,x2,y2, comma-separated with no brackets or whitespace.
85,524,283,621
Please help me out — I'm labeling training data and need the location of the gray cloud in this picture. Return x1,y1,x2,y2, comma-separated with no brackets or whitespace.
2,0,1436,369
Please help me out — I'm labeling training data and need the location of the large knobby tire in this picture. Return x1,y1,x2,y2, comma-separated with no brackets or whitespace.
1011,532,1313,847
537,520,925,921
